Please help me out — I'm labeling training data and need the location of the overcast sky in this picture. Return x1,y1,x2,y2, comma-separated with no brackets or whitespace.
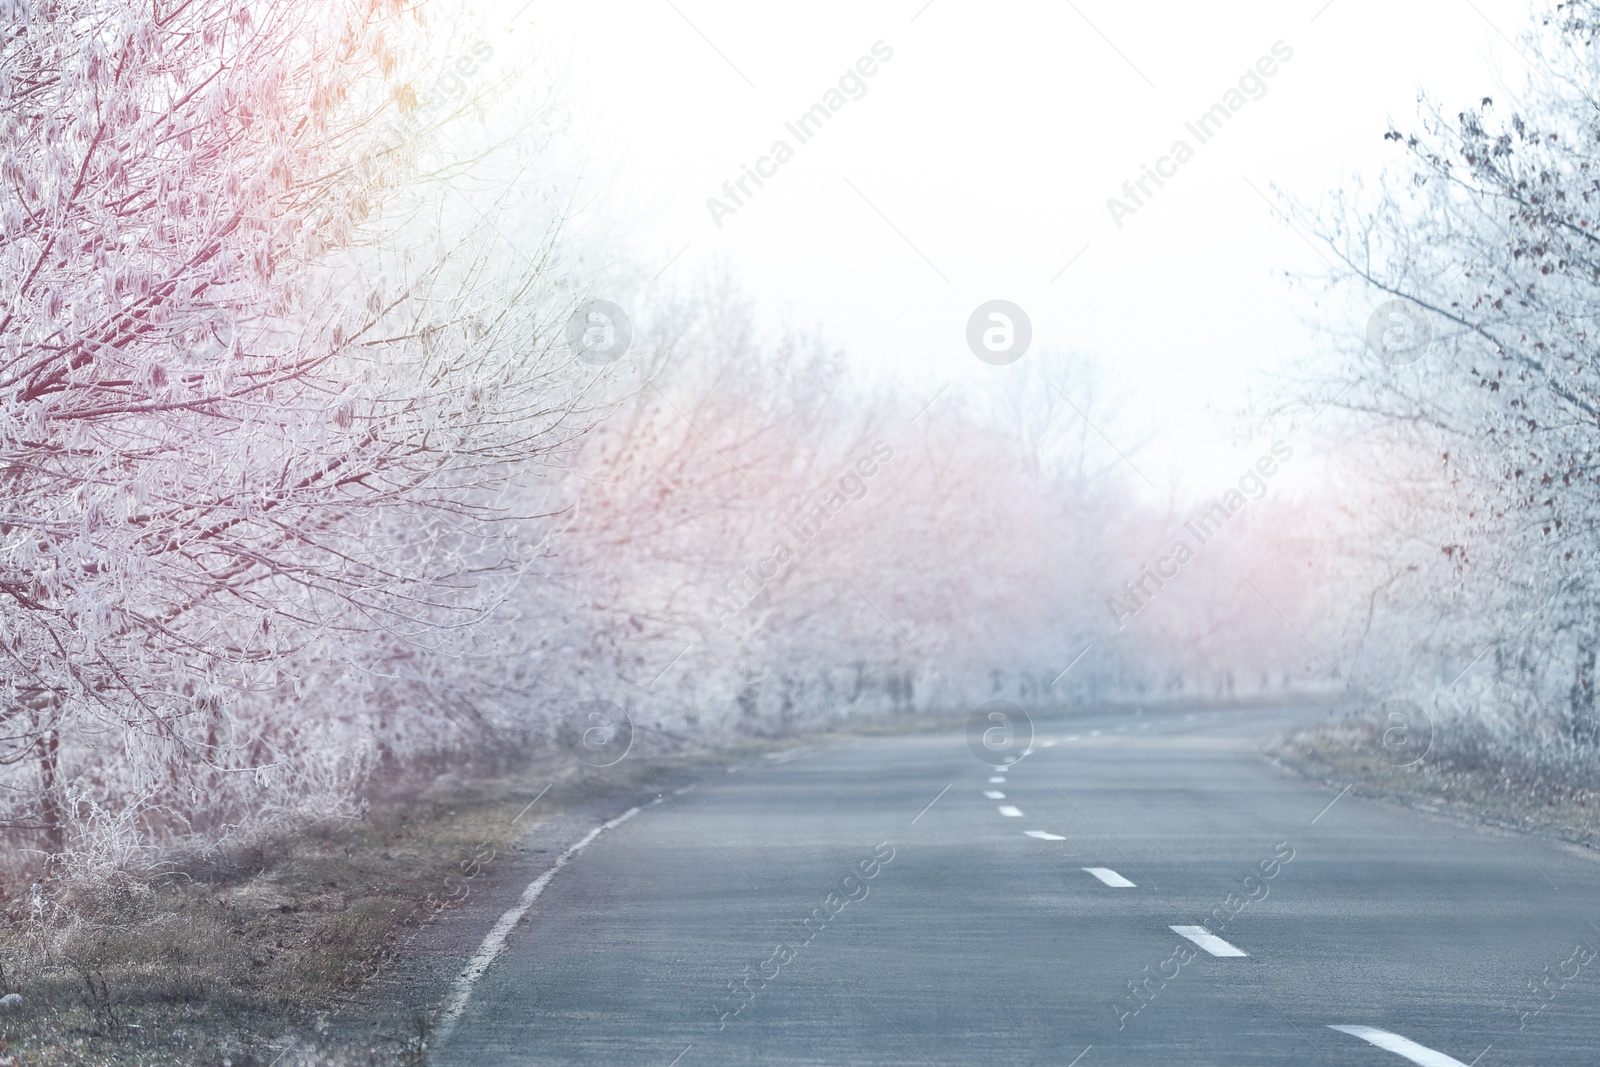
470,0,1536,490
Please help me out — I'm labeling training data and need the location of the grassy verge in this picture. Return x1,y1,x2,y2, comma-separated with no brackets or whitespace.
1268,717,1600,850
0,700,1156,1065
0,741,793,1067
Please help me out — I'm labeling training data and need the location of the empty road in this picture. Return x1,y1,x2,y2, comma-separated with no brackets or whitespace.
429,704,1600,1066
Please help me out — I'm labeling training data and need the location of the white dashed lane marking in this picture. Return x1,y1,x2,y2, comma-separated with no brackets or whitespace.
989,776,1006,783
1025,831,1065,841
983,790,1006,799
1082,867,1136,887
998,806,1024,817
1327,1026,1470,1067
1169,925,1248,957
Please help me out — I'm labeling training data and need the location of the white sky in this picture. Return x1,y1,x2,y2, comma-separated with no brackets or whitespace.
463,0,1537,490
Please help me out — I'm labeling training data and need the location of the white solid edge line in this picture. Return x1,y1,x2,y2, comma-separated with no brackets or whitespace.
433,805,644,1047
1327,1026,1471,1067
1082,866,1136,887
998,805,1024,817
983,790,1006,799
1025,830,1066,840
1169,924,1248,956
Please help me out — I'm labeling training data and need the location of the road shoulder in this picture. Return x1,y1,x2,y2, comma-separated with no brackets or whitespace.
1265,717,1600,855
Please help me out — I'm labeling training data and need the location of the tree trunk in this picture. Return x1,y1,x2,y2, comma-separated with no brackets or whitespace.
1571,642,1597,748
36,729,65,859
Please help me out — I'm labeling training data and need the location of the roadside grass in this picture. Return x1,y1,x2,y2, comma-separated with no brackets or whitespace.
1271,717,1600,848
0,743,785,1067
0,700,1138,1065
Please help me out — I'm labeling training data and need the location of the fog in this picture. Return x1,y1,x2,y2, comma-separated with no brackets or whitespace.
5,2,1600,1059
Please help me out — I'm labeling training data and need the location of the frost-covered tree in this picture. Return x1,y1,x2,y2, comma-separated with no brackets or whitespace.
1297,0,1600,775
0,0,577,865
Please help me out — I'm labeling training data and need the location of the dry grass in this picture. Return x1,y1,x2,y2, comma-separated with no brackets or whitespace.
0,703,1118,1065
1269,717,1600,849
0,742,785,1067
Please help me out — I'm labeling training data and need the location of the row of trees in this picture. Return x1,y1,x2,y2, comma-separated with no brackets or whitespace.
0,0,587,878
1290,0,1600,781
3,0,1500,900
497,287,1353,755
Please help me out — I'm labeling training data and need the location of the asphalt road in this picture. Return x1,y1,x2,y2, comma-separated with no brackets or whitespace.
429,704,1600,1066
